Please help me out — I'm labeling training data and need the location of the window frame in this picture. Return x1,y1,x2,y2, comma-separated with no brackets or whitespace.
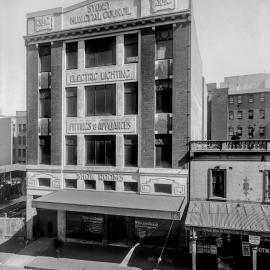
208,169,227,200
66,87,77,117
66,42,78,70
124,182,138,192
248,95,254,103
84,180,96,190
39,89,51,118
124,33,138,63
237,96,242,104
264,171,270,202
237,110,242,120
156,26,173,60
260,93,265,102
155,134,172,168
66,136,77,165
38,178,51,188
124,135,138,167
229,97,234,104
248,109,254,119
154,183,172,194
104,180,116,191
39,136,51,165
65,179,77,189
124,82,138,115
228,127,234,136
39,45,51,72
155,79,172,113
260,126,265,137
228,111,234,120
259,109,265,119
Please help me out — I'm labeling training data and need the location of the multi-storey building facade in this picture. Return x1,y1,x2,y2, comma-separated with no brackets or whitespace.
25,0,204,247
187,140,270,270
207,73,270,140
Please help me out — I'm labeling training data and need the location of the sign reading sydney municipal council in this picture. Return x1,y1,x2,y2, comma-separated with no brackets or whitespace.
66,116,137,134
66,64,137,85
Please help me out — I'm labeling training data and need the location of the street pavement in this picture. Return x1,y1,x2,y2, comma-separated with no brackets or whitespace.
0,237,197,270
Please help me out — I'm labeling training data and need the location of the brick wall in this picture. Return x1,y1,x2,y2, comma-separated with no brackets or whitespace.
141,28,155,168
26,44,39,165
172,23,190,168
51,41,63,165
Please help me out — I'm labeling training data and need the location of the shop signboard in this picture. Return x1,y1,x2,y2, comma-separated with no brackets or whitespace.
242,242,251,257
82,215,103,234
249,235,260,246
135,220,159,239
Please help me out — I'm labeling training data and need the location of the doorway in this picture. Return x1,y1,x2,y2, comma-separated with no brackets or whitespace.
108,215,128,245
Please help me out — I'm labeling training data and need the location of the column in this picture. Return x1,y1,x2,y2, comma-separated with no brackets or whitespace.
57,210,66,242
251,245,258,270
116,82,124,116
116,134,124,167
190,229,197,270
26,194,37,240
116,35,124,66
102,215,108,245
78,40,85,69
77,135,84,166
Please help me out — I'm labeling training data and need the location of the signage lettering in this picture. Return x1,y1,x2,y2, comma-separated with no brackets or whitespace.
69,1,132,26
151,0,175,13
66,65,137,85
77,172,123,182
35,15,53,32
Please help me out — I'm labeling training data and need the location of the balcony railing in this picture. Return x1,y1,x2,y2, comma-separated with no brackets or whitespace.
190,140,270,152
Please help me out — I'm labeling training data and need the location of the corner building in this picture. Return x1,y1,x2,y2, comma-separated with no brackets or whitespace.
25,0,204,247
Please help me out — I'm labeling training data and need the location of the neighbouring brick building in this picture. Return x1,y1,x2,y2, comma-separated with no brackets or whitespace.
208,73,270,140
25,0,204,247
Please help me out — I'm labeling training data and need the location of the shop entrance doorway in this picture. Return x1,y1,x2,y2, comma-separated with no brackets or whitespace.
108,215,128,245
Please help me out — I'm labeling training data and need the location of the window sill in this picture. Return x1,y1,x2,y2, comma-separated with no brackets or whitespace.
208,196,227,201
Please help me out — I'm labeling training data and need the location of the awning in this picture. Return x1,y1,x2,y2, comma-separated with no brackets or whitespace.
185,200,270,236
32,190,185,220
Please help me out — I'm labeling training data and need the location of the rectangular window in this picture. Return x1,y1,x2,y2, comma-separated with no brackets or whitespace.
104,181,116,191
156,26,173,60
237,111,242,119
39,45,51,72
85,180,96,190
229,127,234,136
38,178,50,188
260,93,265,102
124,82,138,115
229,111,234,120
65,179,77,189
40,89,51,118
260,109,265,119
265,172,270,201
260,127,265,137
155,135,172,168
23,136,26,145
248,95,253,103
237,96,242,104
248,126,254,138
39,136,51,164
23,124,26,132
66,42,78,70
237,127,242,137
124,135,138,167
18,136,22,145
85,37,116,67
156,80,172,113
66,136,77,165
229,97,234,104
19,124,22,132
18,149,21,157
248,110,254,119
154,183,172,194
124,182,138,192
124,33,138,63
211,170,226,198
23,149,26,158
85,135,115,166
66,88,77,117
86,84,116,116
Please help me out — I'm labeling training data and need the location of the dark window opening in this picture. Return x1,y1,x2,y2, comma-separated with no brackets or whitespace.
66,136,77,165
85,37,116,67
124,135,138,167
124,33,138,63
156,26,173,60
124,82,138,115
260,127,265,137
38,178,50,187
248,126,254,138
260,109,265,119
124,182,138,192
85,135,115,166
39,45,51,72
154,183,172,194
40,89,51,118
66,42,78,70
85,180,96,190
86,84,116,116
211,170,226,198
66,88,77,117
65,179,77,189
104,181,116,191
155,135,172,168
156,80,172,113
248,110,254,119
39,136,51,164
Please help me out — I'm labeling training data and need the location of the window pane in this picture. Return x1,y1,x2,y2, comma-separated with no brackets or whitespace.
66,136,77,165
212,170,225,198
156,80,172,113
66,42,78,70
39,136,50,164
38,178,50,187
40,89,51,118
125,82,138,114
154,183,172,194
65,179,77,189
124,135,138,166
156,27,173,60
155,135,172,168
85,180,96,190
125,34,138,63
86,87,95,116
104,181,115,191
124,182,138,192
66,88,77,117
39,45,51,72
85,37,116,67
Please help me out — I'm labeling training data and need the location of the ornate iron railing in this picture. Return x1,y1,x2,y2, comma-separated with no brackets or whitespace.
190,140,270,152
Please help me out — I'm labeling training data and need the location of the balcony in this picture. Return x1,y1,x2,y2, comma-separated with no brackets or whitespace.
190,140,270,152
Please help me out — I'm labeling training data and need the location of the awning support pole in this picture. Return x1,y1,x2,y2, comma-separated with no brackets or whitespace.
251,244,258,270
190,228,197,270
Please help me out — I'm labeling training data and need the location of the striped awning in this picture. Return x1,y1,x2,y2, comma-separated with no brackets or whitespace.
185,200,270,236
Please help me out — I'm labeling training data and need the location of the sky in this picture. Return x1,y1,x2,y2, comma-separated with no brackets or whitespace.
0,0,270,115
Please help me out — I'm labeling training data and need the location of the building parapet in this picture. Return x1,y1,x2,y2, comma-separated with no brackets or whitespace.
190,140,270,152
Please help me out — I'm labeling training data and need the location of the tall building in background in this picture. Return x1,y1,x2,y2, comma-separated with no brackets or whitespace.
208,73,270,140
25,0,204,246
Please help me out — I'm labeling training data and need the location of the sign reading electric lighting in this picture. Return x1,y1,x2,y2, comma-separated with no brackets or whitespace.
66,64,137,85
